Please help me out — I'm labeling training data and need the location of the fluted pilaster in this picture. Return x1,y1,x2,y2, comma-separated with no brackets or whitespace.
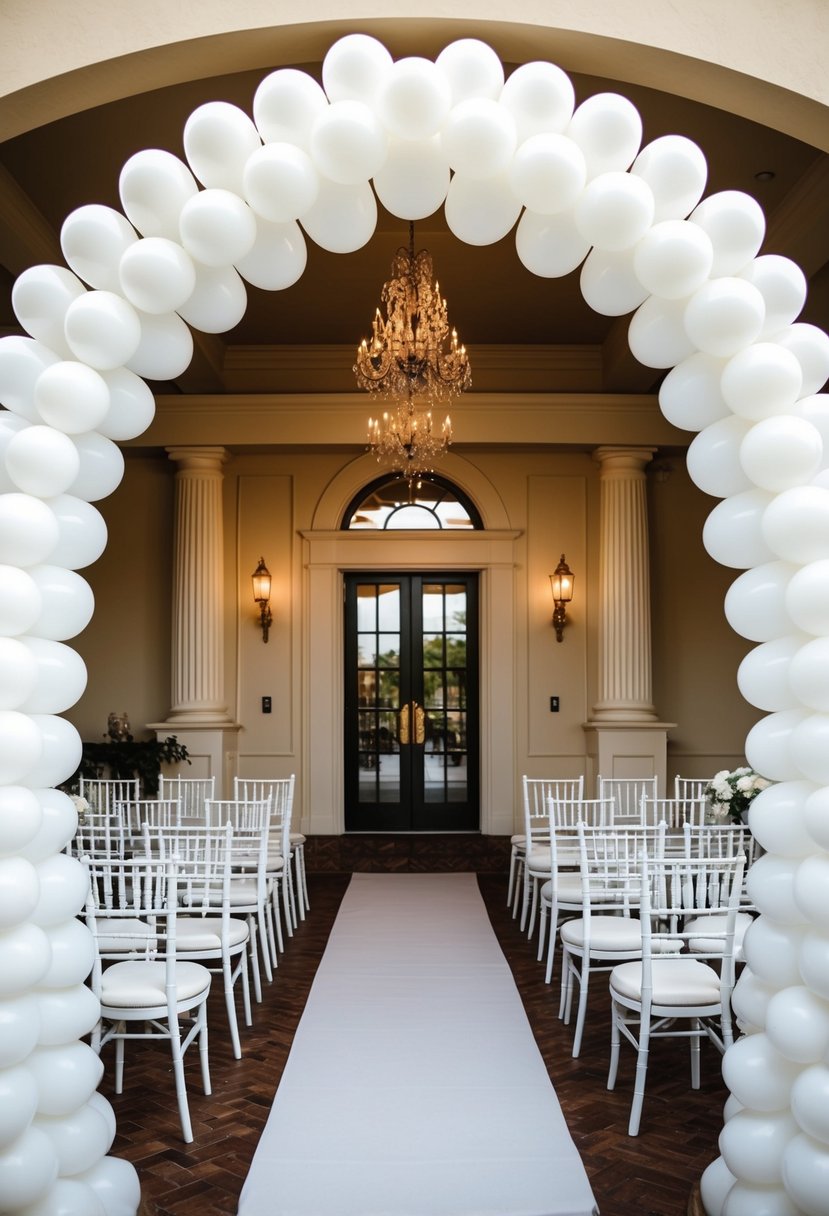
591,446,657,721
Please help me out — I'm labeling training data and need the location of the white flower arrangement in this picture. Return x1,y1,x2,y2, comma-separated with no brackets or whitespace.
705,766,771,824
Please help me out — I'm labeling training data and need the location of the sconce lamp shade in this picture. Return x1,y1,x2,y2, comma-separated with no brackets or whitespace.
252,557,273,643
550,554,574,643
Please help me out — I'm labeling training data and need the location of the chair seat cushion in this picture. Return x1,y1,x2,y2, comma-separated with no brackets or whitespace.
510,834,526,847
685,911,754,959
610,958,722,1006
266,851,286,871
100,960,211,1008
539,875,583,903
290,833,305,846
561,916,682,953
94,917,155,953
175,916,249,951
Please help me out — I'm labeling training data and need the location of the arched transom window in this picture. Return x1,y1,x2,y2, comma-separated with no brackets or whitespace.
342,474,483,530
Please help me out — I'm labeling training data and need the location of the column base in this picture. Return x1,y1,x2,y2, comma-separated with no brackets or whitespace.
147,719,242,799
583,718,676,797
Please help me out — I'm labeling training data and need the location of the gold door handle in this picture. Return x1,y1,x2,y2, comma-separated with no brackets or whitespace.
413,701,426,745
399,702,410,745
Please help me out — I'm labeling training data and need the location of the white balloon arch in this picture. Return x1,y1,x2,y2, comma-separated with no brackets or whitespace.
2,31,829,1216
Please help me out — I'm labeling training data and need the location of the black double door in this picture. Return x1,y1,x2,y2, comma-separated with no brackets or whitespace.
344,573,479,832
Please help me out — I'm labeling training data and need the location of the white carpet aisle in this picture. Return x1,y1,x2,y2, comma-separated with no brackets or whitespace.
237,872,598,1216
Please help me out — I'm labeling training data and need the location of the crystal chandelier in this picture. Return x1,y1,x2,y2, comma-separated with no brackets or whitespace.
355,221,470,484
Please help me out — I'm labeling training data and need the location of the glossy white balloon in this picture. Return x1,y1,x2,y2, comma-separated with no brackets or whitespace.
36,1103,113,1178
574,170,655,252
34,361,111,435
126,310,194,381
628,295,696,370
0,785,42,854
689,190,766,277
97,367,155,442
731,967,778,1030
445,173,522,247
73,1154,141,1216
309,99,388,185
178,188,257,268
774,323,829,397
579,246,649,317
0,994,40,1068
745,709,809,784
0,564,42,637
686,415,753,499
235,218,308,290
508,132,586,215
60,204,138,292
18,638,87,714
781,1133,829,1216
0,637,37,709
499,60,575,141
372,137,450,221
658,352,730,432
0,336,61,424
176,263,247,335
763,486,829,565
322,33,394,105
785,559,829,636
62,292,142,372
377,57,451,141
737,635,804,713
684,277,766,358
740,415,821,494
36,984,99,1046
516,207,591,277
440,98,517,180
0,1126,58,1208
702,489,775,570
30,854,89,929
434,38,504,105
741,255,808,340
12,265,86,357
253,68,329,148
747,855,809,926
45,495,107,571
22,714,82,790
0,855,40,928
631,134,707,221
17,788,77,865
37,920,94,993
243,142,319,223
633,219,713,299
69,432,125,503
0,709,43,784
4,426,80,498
25,565,94,642
749,782,818,858
119,149,199,240
719,1109,798,1185
0,921,51,997
118,237,196,315
299,180,377,254
699,1156,737,1216
0,493,60,568
791,1065,829,1146
28,1041,103,1117
766,984,829,1064
723,1181,801,1216
722,1032,802,1112
182,101,261,194
566,92,642,177
0,1063,38,1148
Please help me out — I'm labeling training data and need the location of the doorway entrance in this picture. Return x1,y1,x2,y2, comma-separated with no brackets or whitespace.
344,572,479,831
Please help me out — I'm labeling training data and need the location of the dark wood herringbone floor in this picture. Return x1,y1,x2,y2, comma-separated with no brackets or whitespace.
103,873,722,1216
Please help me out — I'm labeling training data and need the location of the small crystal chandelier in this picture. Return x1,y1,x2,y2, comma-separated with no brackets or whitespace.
356,221,470,484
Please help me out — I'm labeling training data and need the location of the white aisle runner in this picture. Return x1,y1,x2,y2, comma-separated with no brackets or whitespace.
238,872,598,1216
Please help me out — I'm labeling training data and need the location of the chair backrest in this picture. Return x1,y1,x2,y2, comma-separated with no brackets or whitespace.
598,776,658,824
674,776,709,802
147,821,235,916
523,776,584,840
575,822,667,918
550,796,614,830
121,797,182,838
683,821,757,868
234,776,295,857
78,777,141,813
204,797,272,835
158,775,216,819
639,796,690,829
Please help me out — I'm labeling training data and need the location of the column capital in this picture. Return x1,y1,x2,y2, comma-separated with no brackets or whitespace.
593,446,656,476
166,446,229,473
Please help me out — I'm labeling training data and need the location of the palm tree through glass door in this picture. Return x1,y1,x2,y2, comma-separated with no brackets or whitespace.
344,573,479,831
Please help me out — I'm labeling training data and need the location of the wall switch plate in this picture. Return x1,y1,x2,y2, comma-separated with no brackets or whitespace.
262,696,272,713
550,696,560,712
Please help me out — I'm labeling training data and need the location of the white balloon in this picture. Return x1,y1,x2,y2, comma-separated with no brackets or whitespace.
235,218,308,290
37,918,94,989
243,142,319,223
799,929,829,1000
745,709,809,784
566,92,642,177
0,1126,58,1209
0,785,42,854
28,1041,103,1116
30,854,89,930
791,1065,829,1146
434,38,504,104
500,61,575,141
17,788,77,865
183,100,261,193
0,637,37,710
98,367,156,441
722,1031,802,1112
4,426,80,498
508,132,586,215
633,219,713,299
176,262,247,334
73,1154,141,1216
795,395,829,466
299,179,377,254
118,236,196,315
0,993,40,1069
25,565,94,642
746,855,809,927
700,1156,738,1216
732,967,778,1030
762,485,829,564
372,136,450,221
741,255,808,340
19,638,87,715
740,415,822,493
515,207,591,278
787,640,829,715
12,265,86,357
0,493,60,569
574,171,655,252
0,1063,38,1148
378,57,451,141
790,714,829,784
658,352,730,432
721,343,804,422
719,1109,798,1186
60,205,138,292
45,494,107,571
0,920,51,996
684,277,766,358
803,786,829,851
689,190,766,277
119,148,199,239
781,1133,829,1216
0,336,61,423
69,432,125,503
36,984,99,1046
0,565,42,637
0,412,30,492
34,361,111,434
737,634,805,712
22,714,82,790
62,291,142,371
767,983,829,1065
444,172,523,247
749,781,817,858
126,310,193,382
310,99,388,186
322,33,394,105
723,1180,800,1216
579,246,649,317
687,415,753,499
253,68,329,148
0,855,39,928
774,323,829,397
628,295,696,370
631,134,708,221
179,188,257,268
786,559,829,636
440,98,517,180
36,1103,112,1178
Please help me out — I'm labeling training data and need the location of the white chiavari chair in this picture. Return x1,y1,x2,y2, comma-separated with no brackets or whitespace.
607,850,746,1136
682,821,757,961
509,775,584,913
83,852,212,1143
119,797,183,846
158,774,216,821
234,776,297,939
78,776,141,814
527,795,614,941
516,776,586,930
598,776,658,826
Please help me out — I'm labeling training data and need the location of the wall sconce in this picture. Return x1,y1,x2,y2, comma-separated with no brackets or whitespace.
251,557,273,643
549,554,574,643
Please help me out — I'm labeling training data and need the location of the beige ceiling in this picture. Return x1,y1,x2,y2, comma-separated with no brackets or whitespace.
1,33,828,403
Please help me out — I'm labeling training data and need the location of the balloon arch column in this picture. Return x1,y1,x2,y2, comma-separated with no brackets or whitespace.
2,31,829,1216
